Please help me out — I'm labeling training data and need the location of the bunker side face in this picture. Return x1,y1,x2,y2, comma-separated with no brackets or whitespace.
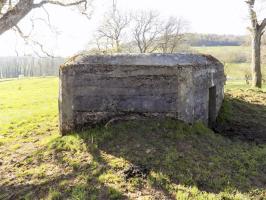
59,53,225,135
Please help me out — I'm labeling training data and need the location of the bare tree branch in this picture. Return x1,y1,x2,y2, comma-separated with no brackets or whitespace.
13,24,55,57
94,3,129,53
0,0,91,58
132,11,162,53
32,0,87,8
259,18,266,33
0,0,90,35
0,0,34,35
158,17,187,53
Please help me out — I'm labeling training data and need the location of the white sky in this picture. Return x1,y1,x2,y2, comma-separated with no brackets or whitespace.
1,0,266,57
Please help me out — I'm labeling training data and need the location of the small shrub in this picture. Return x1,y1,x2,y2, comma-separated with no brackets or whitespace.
216,98,232,124
48,135,85,152
191,122,212,135
107,187,123,200
47,188,62,200
71,185,87,200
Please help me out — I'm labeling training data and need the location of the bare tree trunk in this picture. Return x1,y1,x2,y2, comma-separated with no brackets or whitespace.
251,32,262,87
0,0,33,35
115,39,120,53
246,0,266,88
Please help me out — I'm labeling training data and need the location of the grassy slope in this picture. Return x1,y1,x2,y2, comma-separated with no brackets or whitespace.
0,78,266,200
193,46,266,80
193,46,250,56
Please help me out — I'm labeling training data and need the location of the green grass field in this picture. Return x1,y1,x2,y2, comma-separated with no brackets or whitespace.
193,46,266,80
0,77,266,200
193,46,250,57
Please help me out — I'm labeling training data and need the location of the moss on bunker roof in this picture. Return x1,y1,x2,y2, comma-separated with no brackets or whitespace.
62,53,221,68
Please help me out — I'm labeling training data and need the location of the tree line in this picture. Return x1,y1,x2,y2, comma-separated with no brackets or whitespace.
0,0,265,87
0,56,64,79
2,30,263,79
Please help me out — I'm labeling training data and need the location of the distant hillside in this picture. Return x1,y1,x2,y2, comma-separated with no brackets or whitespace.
87,33,251,54
184,33,247,47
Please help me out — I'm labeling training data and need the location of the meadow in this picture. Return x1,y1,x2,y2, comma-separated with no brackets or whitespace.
193,46,266,80
0,77,266,200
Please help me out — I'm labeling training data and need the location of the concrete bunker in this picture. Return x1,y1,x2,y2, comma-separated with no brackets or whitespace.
59,53,225,135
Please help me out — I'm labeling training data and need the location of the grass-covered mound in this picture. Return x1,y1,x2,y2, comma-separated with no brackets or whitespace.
0,78,266,200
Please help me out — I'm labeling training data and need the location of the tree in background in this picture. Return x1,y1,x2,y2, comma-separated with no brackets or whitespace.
89,0,187,54
246,0,266,88
95,2,129,53
0,56,64,78
159,17,187,53
132,10,162,53
0,0,90,35
0,0,91,56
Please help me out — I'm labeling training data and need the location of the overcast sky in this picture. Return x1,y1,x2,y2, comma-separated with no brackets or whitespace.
1,0,266,57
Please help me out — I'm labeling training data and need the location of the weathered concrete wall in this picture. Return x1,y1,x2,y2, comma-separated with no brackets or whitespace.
59,54,225,135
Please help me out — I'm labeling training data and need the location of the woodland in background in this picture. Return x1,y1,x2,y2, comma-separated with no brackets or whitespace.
1,33,266,79
0,57,64,78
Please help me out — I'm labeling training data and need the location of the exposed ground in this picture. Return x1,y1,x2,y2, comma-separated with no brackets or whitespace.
0,78,266,200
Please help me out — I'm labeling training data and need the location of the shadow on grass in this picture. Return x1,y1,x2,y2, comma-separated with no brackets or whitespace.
86,120,266,195
0,141,129,200
1,117,266,199
1,91,266,199
0,163,129,200
215,92,266,144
